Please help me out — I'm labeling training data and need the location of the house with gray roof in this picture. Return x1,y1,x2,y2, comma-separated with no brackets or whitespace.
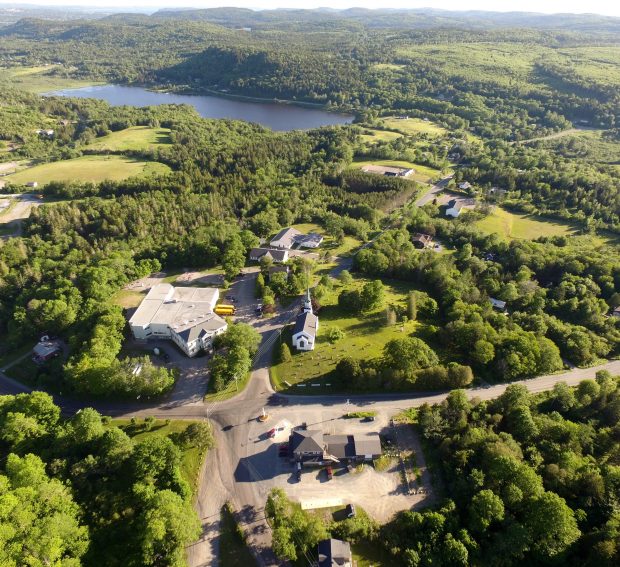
290,430,325,460
270,227,302,249
445,199,463,218
318,538,352,567
249,248,289,263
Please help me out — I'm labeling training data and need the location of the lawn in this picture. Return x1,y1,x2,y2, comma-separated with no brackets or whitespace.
270,277,421,391
86,126,172,152
6,155,171,186
352,158,441,183
111,418,207,495
475,206,579,241
379,116,448,137
0,64,104,93
113,289,147,309
289,222,362,258
359,128,403,145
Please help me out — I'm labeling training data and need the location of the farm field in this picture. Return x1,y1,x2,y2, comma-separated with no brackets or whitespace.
87,126,172,151
379,116,448,137
475,206,578,240
0,64,103,93
5,155,171,185
271,277,424,390
352,158,442,183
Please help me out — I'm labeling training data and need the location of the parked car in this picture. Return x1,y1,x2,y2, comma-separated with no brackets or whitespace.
255,304,263,313
325,466,333,480
296,463,302,481
346,504,356,518
267,428,276,438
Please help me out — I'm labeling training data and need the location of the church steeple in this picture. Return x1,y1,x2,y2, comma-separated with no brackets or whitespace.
303,288,313,314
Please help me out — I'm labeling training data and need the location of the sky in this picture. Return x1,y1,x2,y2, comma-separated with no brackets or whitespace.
2,1,620,18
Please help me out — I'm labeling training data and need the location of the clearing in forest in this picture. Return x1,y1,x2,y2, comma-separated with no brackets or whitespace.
475,207,577,240
5,155,171,186
379,116,448,137
87,126,172,151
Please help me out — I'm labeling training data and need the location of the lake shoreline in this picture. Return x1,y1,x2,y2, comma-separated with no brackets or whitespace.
45,84,355,131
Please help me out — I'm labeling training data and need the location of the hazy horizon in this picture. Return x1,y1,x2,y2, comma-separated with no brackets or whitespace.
1,1,619,19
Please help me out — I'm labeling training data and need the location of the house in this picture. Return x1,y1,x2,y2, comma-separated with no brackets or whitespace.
26,181,38,188
294,232,324,248
361,164,414,177
290,430,325,461
611,306,620,318
317,538,352,567
490,298,507,311
32,338,62,363
290,429,382,464
458,181,472,190
412,233,433,249
128,284,227,357
249,248,289,263
270,227,302,249
325,434,382,463
292,290,319,351
445,199,463,218
35,129,54,137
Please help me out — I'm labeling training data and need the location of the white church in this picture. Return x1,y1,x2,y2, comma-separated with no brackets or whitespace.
292,290,319,351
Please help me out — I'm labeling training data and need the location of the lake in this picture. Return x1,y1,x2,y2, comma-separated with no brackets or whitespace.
47,85,354,131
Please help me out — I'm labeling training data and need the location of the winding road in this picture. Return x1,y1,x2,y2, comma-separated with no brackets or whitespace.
1,179,618,566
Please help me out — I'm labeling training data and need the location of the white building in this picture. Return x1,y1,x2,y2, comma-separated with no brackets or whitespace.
292,290,319,351
445,199,463,218
270,227,302,249
128,284,227,357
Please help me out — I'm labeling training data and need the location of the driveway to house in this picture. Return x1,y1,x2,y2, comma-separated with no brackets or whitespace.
0,193,45,238
414,175,453,207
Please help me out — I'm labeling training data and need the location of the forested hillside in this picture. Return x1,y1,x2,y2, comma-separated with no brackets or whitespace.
377,373,620,566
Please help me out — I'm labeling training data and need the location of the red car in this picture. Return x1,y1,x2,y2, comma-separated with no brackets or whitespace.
325,466,333,480
267,428,276,438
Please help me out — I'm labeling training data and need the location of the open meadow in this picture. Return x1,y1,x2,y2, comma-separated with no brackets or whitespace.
474,206,578,240
86,126,172,151
6,155,171,186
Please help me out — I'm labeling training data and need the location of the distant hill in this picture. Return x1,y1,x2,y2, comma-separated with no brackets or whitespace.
150,7,620,33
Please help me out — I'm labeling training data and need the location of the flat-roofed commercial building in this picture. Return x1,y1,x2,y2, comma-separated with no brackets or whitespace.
128,284,227,357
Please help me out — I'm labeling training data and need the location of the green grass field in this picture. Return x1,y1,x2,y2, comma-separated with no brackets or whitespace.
380,116,448,137
6,155,171,186
113,289,147,309
474,207,578,240
87,126,172,151
352,158,441,183
111,418,207,495
0,65,104,93
271,277,421,391
359,128,403,145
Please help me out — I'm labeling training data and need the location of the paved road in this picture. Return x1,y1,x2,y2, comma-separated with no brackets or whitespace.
414,175,453,207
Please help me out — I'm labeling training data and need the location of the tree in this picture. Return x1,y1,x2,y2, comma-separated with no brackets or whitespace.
472,339,495,366
407,292,417,321
278,343,292,363
222,234,246,281
447,364,474,388
360,279,385,311
139,489,202,567
469,489,505,533
0,453,89,566
336,357,362,385
338,270,353,286
524,492,580,557
385,307,397,326
383,337,439,373
218,323,261,356
255,272,265,297
180,422,213,450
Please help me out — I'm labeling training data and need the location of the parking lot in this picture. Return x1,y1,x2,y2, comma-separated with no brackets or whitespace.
234,407,430,523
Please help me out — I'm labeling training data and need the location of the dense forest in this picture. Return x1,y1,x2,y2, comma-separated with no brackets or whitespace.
0,391,212,566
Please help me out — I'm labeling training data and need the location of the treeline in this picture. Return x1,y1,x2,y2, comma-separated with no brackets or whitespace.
0,392,211,566
378,373,620,566
353,206,619,379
